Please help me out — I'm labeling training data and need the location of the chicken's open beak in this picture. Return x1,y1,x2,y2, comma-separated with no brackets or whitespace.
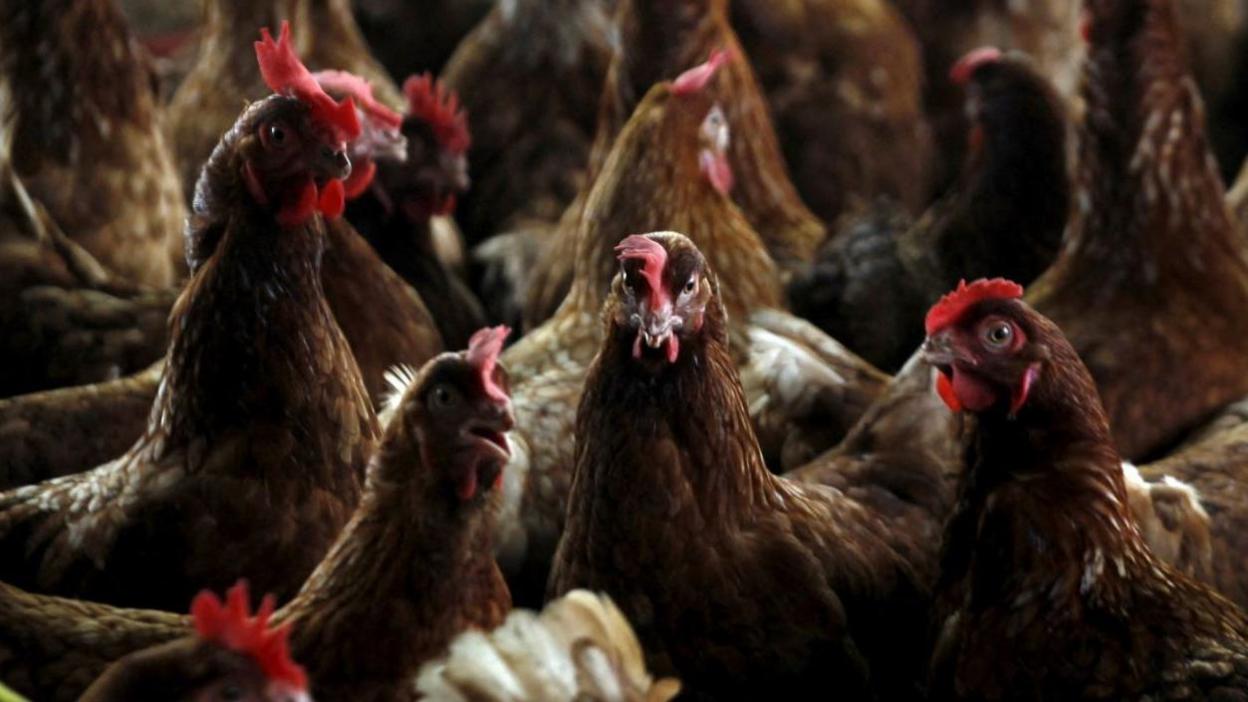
921,330,974,376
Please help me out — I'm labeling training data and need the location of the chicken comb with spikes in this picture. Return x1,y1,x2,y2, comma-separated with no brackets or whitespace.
403,73,471,155
925,278,1024,335
466,326,510,403
313,69,403,130
191,581,308,691
254,22,361,144
950,46,1002,85
615,234,671,309
672,49,731,96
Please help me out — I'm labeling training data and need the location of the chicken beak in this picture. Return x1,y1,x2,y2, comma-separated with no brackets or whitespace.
633,304,682,364
315,143,353,182
921,330,967,375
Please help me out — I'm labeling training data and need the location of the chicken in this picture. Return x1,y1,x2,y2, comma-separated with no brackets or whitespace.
349,74,487,350
0,0,188,396
1128,422,1248,609
0,30,379,612
0,0,186,289
549,232,932,699
167,0,403,205
416,590,680,702
440,0,613,249
730,0,931,223
494,56,885,605
524,0,827,327
0,328,515,701
923,278,1248,699
0,60,447,486
80,583,310,702
1026,0,1248,461
353,0,494,80
1228,155,1248,228
789,47,1071,372
889,0,1082,191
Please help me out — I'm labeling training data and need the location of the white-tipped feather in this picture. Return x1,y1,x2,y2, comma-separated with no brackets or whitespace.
1122,462,1213,578
417,591,680,702
379,364,419,427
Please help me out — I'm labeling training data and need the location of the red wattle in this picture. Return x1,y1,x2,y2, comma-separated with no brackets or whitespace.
952,369,997,412
319,179,346,219
457,468,478,501
277,180,318,228
666,335,680,363
700,149,734,196
936,373,962,413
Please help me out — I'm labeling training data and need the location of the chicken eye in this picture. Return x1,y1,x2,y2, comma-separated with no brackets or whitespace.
982,321,1014,348
267,123,286,146
429,384,458,410
682,277,697,295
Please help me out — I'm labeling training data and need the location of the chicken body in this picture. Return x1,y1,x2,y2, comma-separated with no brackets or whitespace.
550,232,930,700
1027,0,1248,460
0,95,380,612
926,289,1248,700
0,0,187,396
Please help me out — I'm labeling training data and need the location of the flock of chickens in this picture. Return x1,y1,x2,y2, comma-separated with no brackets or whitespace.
3,0,1248,699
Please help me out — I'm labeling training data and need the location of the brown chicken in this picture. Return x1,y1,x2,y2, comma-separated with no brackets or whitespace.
1026,0,1248,461
494,57,884,605
0,32,379,612
0,0,188,396
923,278,1248,699
0,0,186,288
0,62,448,489
524,0,827,327
890,0,1083,191
731,0,931,222
789,48,1071,372
0,329,515,701
349,75,487,350
440,0,613,249
79,583,310,702
416,589,681,702
167,0,402,205
549,232,931,699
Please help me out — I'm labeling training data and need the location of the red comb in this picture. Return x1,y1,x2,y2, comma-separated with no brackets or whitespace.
615,234,670,309
925,278,1024,335
255,22,361,144
403,73,470,154
466,326,510,403
191,582,307,690
672,49,731,96
950,46,1002,85
314,69,402,130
